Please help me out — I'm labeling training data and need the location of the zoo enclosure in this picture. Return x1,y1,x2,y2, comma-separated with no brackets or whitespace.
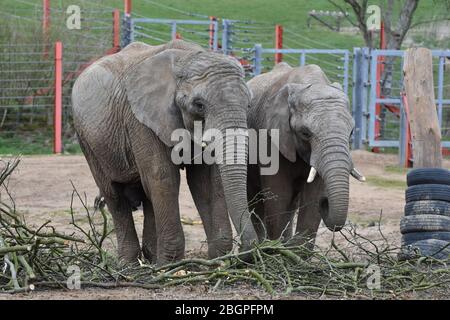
1,1,449,165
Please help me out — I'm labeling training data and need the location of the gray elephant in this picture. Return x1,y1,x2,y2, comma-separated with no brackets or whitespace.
246,62,365,247
72,40,257,265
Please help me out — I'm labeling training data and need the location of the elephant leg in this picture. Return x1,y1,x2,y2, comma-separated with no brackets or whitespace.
292,177,325,250
142,198,157,263
104,187,141,263
78,139,140,263
135,149,184,265
260,173,295,240
247,164,266,241
186,164,232,258
143,166,184,265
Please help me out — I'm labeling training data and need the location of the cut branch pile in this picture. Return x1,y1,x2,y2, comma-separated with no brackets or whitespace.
1,158,449,298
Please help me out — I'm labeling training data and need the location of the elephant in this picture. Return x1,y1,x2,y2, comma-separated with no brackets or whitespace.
71,40,258,265
246,62,365,247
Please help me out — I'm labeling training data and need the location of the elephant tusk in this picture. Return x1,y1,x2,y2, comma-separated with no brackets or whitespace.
351,167,366,182
201,141,207,148
307,167,317,183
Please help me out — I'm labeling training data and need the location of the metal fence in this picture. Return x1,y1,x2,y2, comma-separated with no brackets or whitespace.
2,2,450,161
124,17,219,51
0,44,55,133
0,5,119,146
252,45,350,94
352,48,450,156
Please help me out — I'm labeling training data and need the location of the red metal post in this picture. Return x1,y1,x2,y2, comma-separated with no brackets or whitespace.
401,92,413,167
42,0,51,58
112,9,121,52
209,16,217,50
54,41,63,154
124,0,132,16
275,24,283,64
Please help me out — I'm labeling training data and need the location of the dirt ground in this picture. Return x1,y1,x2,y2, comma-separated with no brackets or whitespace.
1,151,449,299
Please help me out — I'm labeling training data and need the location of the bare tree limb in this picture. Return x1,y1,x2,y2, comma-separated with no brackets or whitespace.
327,0,358,27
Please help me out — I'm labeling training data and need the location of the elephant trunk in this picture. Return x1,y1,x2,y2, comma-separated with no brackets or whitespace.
205,110,258,250
313,136,351,231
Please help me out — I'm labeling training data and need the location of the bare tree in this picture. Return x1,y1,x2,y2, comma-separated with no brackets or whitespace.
327,0,419,49
328,0,373,47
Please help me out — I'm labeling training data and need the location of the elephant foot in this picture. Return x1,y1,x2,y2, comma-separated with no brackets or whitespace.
117,248,141,266
237,239,259,263
154,236,185,266
207,238,233,259
154,253,184,267
142,243,157,264
287,233,317,257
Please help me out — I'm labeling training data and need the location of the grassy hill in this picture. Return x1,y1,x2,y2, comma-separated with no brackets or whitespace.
2,0,449,50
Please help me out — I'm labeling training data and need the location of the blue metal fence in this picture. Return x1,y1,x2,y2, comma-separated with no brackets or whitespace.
123,18,450,160
253,45,350,95
352,48,450,153
123,17,219,51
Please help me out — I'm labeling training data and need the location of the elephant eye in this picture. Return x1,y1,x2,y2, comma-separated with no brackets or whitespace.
192,99,205,114
298,126,312,140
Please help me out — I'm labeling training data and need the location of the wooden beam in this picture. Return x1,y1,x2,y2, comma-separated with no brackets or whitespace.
403,47,442,168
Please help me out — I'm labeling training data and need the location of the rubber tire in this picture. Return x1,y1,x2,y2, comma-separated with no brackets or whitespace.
400,214,450,234
405,184,450,203
402,231,450,245
407,168,450,187
400,239,450,260
404,200,450,217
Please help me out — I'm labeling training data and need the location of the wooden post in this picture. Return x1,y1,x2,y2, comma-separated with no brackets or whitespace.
274,24,283,64
54,41,63,154
403,47,442,168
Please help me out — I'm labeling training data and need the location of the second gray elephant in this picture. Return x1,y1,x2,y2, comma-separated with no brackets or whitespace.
247,62,365,246
72,40,258,265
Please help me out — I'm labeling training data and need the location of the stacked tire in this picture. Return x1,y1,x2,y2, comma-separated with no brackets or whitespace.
400,168,450,260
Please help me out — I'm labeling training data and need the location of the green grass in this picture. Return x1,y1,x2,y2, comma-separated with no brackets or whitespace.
366,175,406,189
0,133,81,155
4,0,448,50
384,165,408,175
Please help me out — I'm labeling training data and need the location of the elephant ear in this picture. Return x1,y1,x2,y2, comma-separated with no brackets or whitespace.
265,85,296,162
264,83,312,162
124,49,183,147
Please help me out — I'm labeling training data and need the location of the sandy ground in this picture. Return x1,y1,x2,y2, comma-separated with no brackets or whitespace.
1,151,449,299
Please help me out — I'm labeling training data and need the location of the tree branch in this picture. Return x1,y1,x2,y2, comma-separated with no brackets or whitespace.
327,0,358,27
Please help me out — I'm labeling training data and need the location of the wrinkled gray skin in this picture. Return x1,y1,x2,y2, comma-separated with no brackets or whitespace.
72,40,258,265
247,62,357,246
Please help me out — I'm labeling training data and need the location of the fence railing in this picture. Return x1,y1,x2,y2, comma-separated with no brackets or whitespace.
0,6,121,153
124,17,219,51
352,48,450,160
253,45,350,94
2,2,450,164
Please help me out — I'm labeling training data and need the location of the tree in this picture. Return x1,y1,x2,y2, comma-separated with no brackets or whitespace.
327,0,419,50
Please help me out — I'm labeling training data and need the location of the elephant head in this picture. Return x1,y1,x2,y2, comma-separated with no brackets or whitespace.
123,43,258,250
262,66,364,231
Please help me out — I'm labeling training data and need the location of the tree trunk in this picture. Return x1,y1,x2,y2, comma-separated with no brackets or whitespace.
403,47,442,168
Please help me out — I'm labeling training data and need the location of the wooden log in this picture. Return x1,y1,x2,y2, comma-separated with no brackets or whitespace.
403,47,442,168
